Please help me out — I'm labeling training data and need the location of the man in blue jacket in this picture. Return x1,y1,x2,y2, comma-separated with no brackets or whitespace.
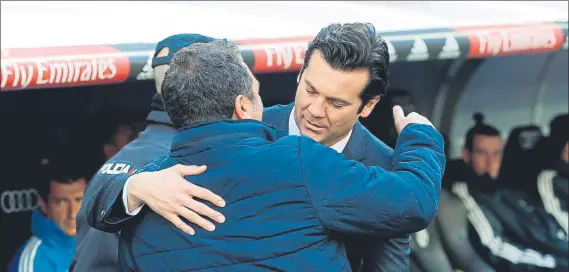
89,23,443,271
73,34,227,272
8,159,87,272
118,37,444,272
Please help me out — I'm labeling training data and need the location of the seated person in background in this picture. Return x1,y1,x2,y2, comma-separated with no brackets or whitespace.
7,158,87,272
537,113,569,236
442,114,568,272
103,122,142,161
442,113,497,190
118,40,445,271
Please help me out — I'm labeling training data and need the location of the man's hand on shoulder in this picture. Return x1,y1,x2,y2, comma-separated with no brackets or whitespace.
127,164,226,235
393,105,434,134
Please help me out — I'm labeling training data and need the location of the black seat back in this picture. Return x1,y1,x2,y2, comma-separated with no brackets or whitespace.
499,124,543,191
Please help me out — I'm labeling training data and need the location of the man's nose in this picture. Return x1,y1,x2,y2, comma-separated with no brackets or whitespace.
307,100,326,118
69,203,81,218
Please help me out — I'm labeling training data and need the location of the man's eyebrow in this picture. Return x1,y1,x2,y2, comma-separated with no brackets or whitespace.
305,79,350,105
328,97,351,105
305,79,318,92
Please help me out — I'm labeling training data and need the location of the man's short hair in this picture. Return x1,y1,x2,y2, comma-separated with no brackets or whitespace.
161,40,253,128
302,22,390,109
464,113,501,151
37,156,85,201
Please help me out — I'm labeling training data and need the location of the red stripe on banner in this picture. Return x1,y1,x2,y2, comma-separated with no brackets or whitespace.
1,46,131,91
456,23,565,58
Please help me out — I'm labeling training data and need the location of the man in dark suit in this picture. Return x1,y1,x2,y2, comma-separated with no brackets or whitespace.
117,38,444,272
255,22,419,272
88,23,443,271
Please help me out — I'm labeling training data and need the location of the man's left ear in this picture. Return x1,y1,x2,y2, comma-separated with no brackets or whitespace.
359,97,380,118
234,95,253,120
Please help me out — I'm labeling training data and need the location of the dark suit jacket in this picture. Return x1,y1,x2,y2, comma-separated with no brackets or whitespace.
263,103,417,272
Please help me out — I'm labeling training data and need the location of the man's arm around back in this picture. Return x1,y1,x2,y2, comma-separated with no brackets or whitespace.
300,123,445,236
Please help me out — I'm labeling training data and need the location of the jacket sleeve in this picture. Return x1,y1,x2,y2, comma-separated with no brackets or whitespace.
85,157,166,233
302,123,445,237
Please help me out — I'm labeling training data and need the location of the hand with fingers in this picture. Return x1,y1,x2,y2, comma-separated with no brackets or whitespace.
392,105,434,134
126,164,226,235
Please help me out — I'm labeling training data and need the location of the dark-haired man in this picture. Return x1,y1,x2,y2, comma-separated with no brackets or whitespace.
461,114,503,181
8,161,87,272
90,23,443,272
262,23,422,271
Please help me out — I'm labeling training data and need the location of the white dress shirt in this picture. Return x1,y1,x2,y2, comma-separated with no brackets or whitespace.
122,107,353,215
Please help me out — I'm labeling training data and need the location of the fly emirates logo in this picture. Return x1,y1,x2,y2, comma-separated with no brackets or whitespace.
1,58,119,89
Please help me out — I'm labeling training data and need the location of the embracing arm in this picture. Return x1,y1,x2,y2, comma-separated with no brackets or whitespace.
84,162,139,233
303,123,445,236
85,158,226,234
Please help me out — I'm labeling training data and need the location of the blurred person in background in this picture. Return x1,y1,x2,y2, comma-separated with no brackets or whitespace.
442,113,502,190
537,113,569,236
72,34,226,272
7,157,87,272
89,23,443,272
441,114,568,271
461,113,503,183
102,122,142,161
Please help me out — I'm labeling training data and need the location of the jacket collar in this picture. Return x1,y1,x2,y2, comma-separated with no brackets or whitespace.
170,119,277,156
265,102,366,161
341,122,368,162
31,210,75,249
268,103,294,134
146,110,173,126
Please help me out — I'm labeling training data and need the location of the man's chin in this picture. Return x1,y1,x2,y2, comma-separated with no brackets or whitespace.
299,127,323,142
62,226,77,237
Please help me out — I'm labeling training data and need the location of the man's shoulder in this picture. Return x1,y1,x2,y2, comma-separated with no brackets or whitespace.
263,103,293,114
272,135,330,158
271,135,303,150
119,125,175,157
10,236,49,271
263,103,293,127
348,122,394,166
94,127,174,177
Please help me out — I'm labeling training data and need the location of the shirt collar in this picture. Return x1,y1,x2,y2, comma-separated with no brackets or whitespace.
288,107,352,153
31,210,75,249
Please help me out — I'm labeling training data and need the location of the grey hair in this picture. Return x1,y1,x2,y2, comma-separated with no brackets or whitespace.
161,40,253,128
